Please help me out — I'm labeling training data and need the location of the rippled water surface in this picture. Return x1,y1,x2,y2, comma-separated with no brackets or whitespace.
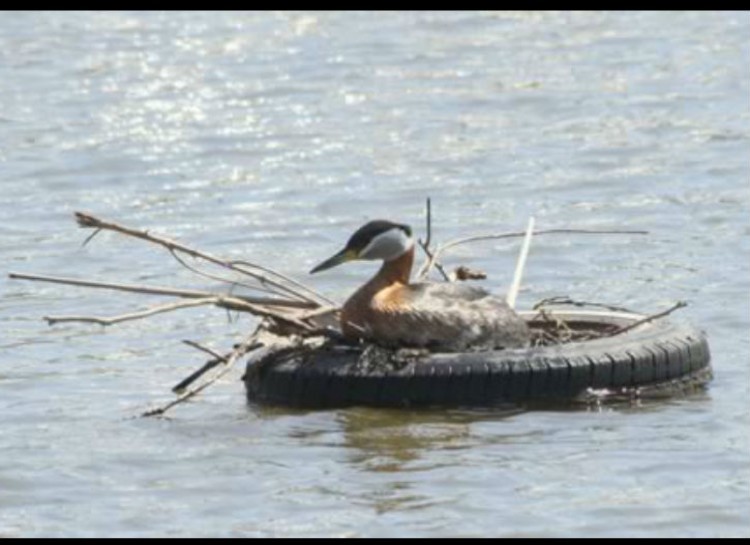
1,11,748,537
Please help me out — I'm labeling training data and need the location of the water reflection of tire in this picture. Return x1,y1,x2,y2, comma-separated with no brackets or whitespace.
243,310,712,409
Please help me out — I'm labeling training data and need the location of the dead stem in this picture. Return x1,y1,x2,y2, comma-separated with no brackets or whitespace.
527,300,687,346
168,249,285,297
416,198,450,281
181,339,226,361
44,298,218,326
533,296,636,314
506,217,535,309
74,211,330,306
230,259,336,306
142,333,263,417
607,301,688,337
417,227,648,280
171,340,264,394
8,272,315,310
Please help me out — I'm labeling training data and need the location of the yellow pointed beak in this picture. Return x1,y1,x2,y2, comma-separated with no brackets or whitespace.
309,248,357,274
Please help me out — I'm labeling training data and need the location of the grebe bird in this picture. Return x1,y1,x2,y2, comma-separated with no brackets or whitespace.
310,220,531,351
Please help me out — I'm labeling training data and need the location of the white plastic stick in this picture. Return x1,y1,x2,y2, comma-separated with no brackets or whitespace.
506,216,535,309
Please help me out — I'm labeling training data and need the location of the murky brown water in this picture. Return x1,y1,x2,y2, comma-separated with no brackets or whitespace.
1,11,748,537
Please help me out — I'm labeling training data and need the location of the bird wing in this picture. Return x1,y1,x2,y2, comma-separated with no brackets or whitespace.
374,282,529,351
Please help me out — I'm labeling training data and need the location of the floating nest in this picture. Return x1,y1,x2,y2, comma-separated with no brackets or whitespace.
243,306,712,409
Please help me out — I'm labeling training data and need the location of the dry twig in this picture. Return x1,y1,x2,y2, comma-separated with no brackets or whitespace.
417,227,648,280
44,298,218,326
607,301,688,337
8,272,315,309
416,198,450,282
74,212,331,306
171,339,264,395
533,296,636,314
10,213,343,418
142,332,263,417
506,217,535,309
182,339,227,361
11,272,320,332
527,299,688,346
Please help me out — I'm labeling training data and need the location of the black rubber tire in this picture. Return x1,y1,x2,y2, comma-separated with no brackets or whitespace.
243,310,712,409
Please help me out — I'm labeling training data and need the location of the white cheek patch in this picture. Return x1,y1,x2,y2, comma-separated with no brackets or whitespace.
359,228,413,261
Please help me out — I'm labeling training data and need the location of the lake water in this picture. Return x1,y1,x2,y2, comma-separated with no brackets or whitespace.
1,11,748,537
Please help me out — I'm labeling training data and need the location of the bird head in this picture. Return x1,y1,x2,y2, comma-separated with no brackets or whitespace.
310,220,413,274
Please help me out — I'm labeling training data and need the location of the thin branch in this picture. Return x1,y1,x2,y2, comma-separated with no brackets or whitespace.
417,240,451,281
74,212,330,306
182,339,226,361
168,249,287,298
230,259,337,306
532,296,636,314
607,301,688,337
423,197,432,249
142,333,262,417
81,227,102,247
441,228,649,254
415,197,451,281
171,359,225,395
298,305,339,321
171,339,263,394
506,217,535,309
44,298,218,326
417,228,649,280
8,272,316,309
212,296,318,332
12,271,320,336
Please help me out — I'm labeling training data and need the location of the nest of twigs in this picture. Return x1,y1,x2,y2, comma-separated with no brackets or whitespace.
526,297,686,347
528,314,621,347
10,202,674,417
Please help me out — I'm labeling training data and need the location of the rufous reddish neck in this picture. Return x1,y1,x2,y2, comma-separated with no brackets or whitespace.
370,245,414,286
